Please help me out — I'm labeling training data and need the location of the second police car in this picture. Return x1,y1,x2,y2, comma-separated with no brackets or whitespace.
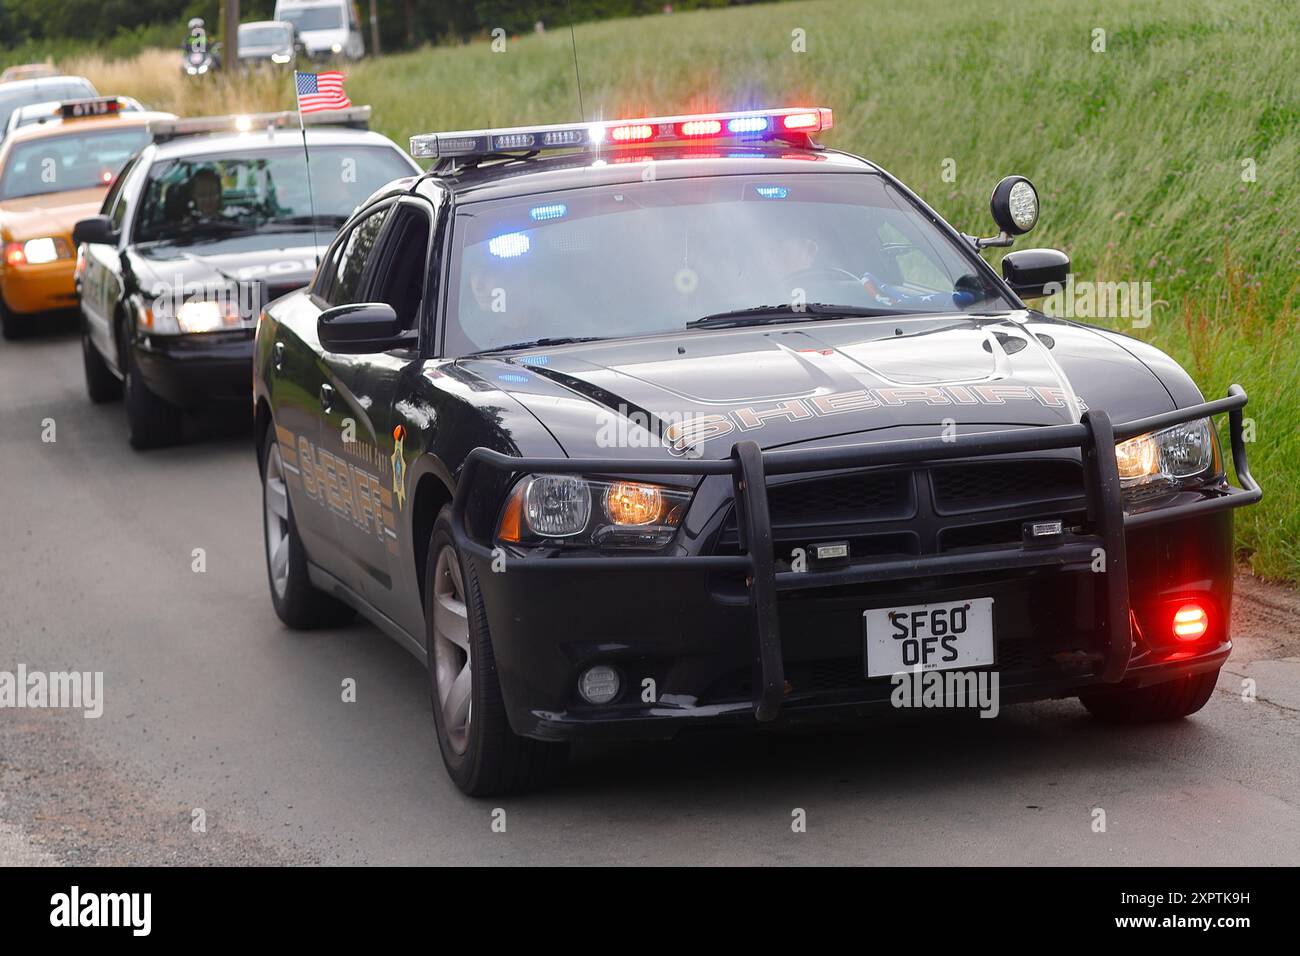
252,107,1261,796
73,107,419,448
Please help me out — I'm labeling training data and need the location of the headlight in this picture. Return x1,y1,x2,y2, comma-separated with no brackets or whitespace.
497,475,691,549
1115,418,1218,496
145,300,243,334
271,52,292,63
524,475,591,537
331,43,343,54
12,237,72,265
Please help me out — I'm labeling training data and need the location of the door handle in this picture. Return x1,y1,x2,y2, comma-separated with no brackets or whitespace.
320,383,335,413
273,340,285,370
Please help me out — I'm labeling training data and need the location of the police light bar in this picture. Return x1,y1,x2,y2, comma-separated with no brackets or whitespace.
409,106,833,160
149,106,371,142
60,97,126,119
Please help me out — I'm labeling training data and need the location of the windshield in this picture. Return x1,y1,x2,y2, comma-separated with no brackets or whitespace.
133,145,413,244
445,171,1012,354
240,25,293,47
279,6,342,31
0,79,96,131
0,126,148,199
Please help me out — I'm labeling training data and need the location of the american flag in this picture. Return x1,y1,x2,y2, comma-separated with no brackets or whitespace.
294,71,351,113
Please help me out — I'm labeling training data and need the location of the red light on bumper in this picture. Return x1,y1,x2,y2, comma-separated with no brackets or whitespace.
4,242,25,267
1172,603,1209,641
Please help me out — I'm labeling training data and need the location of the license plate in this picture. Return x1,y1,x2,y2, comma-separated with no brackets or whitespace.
864,597,995,678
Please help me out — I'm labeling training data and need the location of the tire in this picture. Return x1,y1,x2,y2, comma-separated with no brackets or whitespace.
0,300,33,340
260,427,354,629
123,338,182,449
425,507,568,796
1079,669,1220,723
82,319,123,403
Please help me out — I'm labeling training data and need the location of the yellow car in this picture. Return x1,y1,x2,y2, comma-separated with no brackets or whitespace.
0,97,173,338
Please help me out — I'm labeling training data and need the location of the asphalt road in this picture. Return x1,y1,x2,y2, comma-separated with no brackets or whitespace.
2,320,1299,866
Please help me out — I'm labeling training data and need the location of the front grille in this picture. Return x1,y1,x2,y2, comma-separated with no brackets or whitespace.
931,460,1083,511
716,457,1085,557
765,470,909,525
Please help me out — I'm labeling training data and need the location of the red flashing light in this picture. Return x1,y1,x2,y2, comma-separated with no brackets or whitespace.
3,242,25,267
680,119,722,137
610,124,654,143
782,108,833,132
1172,603,1209,641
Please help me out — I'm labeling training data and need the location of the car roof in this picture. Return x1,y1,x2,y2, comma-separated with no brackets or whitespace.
3,109,174,145
429,145,880,204
10,97,145,126
0,64,61,82
149,126,406,161
240,20,291,30
0,75,95,98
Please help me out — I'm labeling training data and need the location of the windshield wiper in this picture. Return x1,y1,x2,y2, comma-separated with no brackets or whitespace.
160,220,257,244
686,302,905,329
264,214,349,230
471,336,605,355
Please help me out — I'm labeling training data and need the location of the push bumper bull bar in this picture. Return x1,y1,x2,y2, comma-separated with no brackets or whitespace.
450,386,1261,722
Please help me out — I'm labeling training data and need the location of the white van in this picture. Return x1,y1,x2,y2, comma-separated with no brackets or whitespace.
273,0,365,60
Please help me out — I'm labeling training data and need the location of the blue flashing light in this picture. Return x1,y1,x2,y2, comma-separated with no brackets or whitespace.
518,355,549,366
727,116,769,134
488,232,530,258
755,185,789,199
497,373,530,383
529,203,567,221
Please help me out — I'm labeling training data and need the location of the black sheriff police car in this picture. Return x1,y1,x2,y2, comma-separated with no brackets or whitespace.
251,107,1261,795
73,107,419,448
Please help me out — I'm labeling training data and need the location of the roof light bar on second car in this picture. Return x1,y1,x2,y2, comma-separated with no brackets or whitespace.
148,105,371,142
408,106,833,160
58,96,127,120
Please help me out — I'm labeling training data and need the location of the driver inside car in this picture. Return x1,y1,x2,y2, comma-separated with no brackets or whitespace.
189,167,223,219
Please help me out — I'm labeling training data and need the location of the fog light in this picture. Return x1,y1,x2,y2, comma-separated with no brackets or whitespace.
1172,603,1209,641
578,665,620,705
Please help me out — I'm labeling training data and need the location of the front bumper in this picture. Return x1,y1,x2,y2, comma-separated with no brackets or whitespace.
451,388,1261,741
1,259,78,315
133,330,254,410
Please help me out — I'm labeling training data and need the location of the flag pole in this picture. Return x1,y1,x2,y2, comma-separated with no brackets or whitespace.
293,71,322,268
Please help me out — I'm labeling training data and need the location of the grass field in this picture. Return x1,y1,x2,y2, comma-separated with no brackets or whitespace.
59,0,1299,579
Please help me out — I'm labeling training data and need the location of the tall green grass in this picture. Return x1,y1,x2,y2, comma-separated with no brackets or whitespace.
66,0,1299,578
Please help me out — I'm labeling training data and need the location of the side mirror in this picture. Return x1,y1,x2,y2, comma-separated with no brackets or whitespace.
72,215,117,247
318,302,414,353
974,175,1040,249
1002,248,1070,299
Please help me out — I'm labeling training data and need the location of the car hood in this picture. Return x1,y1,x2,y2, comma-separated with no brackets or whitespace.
456,311,1178,461
1,187,106,242
133,239,322,305
297,28,347,49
